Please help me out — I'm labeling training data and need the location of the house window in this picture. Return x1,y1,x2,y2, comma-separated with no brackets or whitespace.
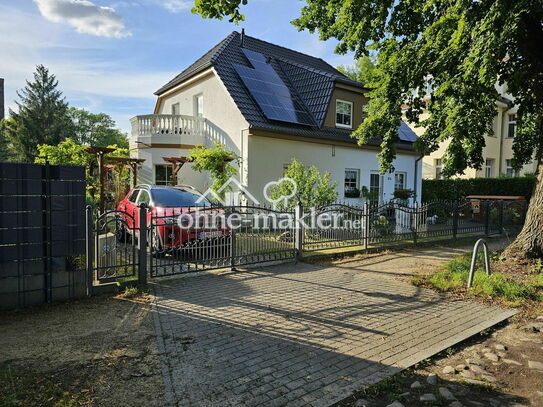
505,159,519,177
369,172,382,204
171,103,179,115
394,172,406,191
155,165,173,185
435,159,443,179
336,100,353,128
344,169,360,197
508,114,516,138
485,158,494,178
194,94,204,117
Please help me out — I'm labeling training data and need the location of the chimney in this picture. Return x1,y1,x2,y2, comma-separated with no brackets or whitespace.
240,28,245,48
0,78,4,120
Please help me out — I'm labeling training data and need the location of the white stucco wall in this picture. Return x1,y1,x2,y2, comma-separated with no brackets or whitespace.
246,135,422,205
156,69,248,155
131,69,249,192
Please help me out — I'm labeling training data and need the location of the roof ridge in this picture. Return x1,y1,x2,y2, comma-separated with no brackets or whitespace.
155,32,238,95
210,31,238,63
276,57,337,79
243,33,343,74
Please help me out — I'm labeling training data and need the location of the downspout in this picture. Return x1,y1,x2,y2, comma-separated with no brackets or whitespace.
414,154,424,202
240,128,250,202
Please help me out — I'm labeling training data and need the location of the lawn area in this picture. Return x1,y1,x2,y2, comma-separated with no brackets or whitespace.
412,251,543,313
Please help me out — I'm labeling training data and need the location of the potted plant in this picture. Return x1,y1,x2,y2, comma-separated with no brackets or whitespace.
345,187,361,198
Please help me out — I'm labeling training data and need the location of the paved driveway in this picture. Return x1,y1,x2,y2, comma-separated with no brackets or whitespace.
152,261,516,407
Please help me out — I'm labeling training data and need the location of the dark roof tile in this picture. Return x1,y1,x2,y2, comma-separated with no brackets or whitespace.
155,31,418,148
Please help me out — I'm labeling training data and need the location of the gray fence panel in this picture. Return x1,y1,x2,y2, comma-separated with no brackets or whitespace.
0,162,87,309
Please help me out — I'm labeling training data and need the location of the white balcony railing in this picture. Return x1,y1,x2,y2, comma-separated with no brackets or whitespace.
130,114,204,140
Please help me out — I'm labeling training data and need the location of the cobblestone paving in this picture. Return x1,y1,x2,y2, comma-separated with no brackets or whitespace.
152,262,516,407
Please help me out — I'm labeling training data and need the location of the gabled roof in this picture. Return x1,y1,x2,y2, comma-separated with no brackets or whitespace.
155,31,417,149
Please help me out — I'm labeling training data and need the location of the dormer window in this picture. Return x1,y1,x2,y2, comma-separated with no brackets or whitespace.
336,100,353,128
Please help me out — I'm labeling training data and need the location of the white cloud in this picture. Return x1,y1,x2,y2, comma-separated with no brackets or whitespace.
159,0,192,13
0,4,167,132
33,0,131,38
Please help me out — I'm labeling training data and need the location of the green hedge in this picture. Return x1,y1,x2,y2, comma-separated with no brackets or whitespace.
422,176,536,201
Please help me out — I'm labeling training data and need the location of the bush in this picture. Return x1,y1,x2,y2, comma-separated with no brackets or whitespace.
422,175,535,202
393,188,414,200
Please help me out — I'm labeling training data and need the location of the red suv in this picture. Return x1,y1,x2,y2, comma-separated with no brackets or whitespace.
116,185,228,254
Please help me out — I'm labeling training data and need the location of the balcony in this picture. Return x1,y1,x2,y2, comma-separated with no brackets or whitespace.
130,114,205,147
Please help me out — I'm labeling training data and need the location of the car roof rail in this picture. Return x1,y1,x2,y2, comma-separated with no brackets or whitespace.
135,184,152,189
174,184,196,190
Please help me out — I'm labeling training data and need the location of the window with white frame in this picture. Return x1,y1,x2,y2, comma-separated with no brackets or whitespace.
485,158,494,178
507,114,516,138
369,172,382,204
344,169,360,197
155,165,173,185
505,159,519,177
394,172,406,191
435,158,443,179
194,94,204,117
171,103,179,115
336,100,353,128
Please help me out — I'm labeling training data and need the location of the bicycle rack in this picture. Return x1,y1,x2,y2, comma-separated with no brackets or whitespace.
467,238,491,288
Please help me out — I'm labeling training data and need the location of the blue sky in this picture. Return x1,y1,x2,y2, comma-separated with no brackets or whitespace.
0,0,356,134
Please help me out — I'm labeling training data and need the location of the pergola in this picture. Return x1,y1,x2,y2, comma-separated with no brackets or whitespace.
107,156,146,188
86,146,116,213
162,155,236,186
162,157,192,186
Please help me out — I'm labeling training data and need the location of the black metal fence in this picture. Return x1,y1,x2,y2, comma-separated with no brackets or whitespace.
0,162,86,309
302,199,527,252
87,204,297,281
2,172,527,309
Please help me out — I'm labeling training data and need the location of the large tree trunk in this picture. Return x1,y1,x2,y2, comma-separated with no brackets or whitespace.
504,155,543,259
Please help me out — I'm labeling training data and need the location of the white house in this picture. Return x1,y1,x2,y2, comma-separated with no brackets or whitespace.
130,31,422,205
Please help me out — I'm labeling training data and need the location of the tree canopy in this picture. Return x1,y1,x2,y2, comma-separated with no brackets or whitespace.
69,108,128,149
193,0,543,257
337,55,379,87
3,65,74,162
2,65,129,162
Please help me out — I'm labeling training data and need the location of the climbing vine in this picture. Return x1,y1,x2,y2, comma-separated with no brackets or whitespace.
188,142,240,199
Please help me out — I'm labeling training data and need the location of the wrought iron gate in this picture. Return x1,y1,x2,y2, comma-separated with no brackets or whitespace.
148,205,296,278
87,204,297,282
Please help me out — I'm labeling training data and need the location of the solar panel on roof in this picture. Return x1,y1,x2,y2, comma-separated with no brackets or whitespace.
398,121,418,142
232,48,315,126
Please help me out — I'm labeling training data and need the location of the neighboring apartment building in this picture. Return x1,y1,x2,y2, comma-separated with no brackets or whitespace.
411,84,536,179
130,31,421,204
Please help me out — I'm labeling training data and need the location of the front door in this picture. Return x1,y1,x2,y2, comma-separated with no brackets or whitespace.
369,171,384,205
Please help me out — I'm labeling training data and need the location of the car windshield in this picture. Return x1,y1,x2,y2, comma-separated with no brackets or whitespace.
151,188,211,207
